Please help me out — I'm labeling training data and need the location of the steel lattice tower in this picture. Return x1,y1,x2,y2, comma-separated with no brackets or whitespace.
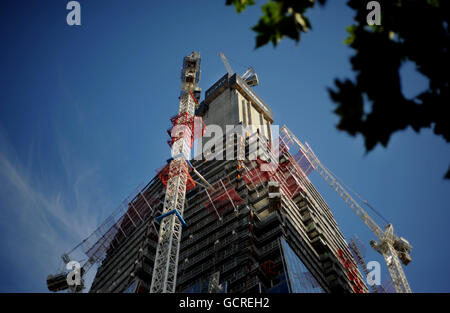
150,52,201,293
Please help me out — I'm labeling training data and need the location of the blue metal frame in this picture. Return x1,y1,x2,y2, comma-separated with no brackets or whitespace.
156,209,187,227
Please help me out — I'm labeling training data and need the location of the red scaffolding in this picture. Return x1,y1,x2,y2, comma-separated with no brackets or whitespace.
203,177,244,219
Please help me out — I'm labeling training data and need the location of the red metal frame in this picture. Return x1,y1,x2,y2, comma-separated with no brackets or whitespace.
337,248,366,293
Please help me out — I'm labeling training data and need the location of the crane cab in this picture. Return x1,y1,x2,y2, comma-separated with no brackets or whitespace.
244,73,259,87
46,273,70,292
46,272,85,292
181,52,201,90
47,265,85,292
394,237,412,266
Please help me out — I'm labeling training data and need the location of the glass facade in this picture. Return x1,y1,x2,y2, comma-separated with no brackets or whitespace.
123,280,137,293
267,274,290,293
280,238,324,293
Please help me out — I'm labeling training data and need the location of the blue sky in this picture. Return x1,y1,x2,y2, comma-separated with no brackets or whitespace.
0,0,448,292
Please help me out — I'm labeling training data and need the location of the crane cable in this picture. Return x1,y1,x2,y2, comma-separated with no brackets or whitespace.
226,55,253,72
320,162,391,226
286,129,391,226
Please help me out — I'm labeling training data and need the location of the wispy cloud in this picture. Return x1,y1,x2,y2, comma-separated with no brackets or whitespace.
0,126,109,292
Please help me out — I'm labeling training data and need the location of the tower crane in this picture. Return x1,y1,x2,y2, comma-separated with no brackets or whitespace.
149,52,202,293
47,53,207,294
280,125,413,293
218,52,259,87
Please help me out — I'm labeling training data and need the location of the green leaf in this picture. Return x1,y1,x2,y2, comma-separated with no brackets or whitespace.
226,0,256,13
344,25,357,45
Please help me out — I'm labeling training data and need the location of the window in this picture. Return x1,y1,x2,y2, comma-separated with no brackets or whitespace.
280,238,324,293
123,280,137,293
242,100,247,125
247,101,252,125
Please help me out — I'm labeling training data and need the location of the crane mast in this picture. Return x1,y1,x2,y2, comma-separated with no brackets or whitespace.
150,52,201,293
280,125,412,293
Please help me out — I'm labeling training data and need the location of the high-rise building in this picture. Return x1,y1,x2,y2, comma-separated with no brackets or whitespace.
89,72,367,294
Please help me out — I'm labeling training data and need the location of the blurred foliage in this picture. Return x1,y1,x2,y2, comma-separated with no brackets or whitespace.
226,0,450,179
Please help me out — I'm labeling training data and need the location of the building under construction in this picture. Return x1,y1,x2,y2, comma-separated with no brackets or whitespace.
48,52,412,294
86,57,368,294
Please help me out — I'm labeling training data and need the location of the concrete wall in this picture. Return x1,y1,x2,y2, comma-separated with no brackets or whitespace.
202,88,272,137
196,87,273,159
202,88,239,132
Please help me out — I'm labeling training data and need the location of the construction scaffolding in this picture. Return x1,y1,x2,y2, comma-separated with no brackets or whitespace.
279,125,412,293
348,235,395,293
237,131,367,293
239,132,315,202
46,179,163,292
80,185,161,265
203,177,244,220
